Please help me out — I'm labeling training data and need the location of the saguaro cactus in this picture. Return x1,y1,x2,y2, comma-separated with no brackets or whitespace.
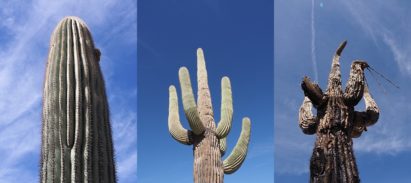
41,16,116,183
299,41,379,183
168,48,251,183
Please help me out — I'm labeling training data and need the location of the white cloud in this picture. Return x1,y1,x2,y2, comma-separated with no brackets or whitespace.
340,0,411,76
338,0,411,155
109,89,137,182
311,0,318,81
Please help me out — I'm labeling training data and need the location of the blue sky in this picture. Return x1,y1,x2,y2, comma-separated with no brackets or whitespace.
275,0,411,182
138,0,273,182
0,0,136,182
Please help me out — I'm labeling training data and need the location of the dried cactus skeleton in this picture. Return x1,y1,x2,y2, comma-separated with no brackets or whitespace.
41,17,116,183
299,41,380,183
168,48,251,183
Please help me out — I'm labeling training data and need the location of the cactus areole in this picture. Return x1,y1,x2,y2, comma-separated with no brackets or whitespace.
41,16,116,183
168,48,251,183
299,41,380,183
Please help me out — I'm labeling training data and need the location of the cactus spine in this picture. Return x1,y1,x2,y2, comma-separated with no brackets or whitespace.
168,48,251,183
41,16,116,183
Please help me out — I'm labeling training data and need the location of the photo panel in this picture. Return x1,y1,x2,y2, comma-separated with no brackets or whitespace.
0,1,136,182
275,0,411,182
138,0,274,182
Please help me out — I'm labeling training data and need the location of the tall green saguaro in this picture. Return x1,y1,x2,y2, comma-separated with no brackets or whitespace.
168,48,251,183
41,16,116,183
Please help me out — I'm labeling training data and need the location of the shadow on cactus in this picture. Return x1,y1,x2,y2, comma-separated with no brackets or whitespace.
41,16,116,182
168,48,251,183
299,41,379,182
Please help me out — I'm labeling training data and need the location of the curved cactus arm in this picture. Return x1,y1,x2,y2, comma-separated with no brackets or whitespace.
178,67,205,135
299,97,319,135
326,40,347,96
344,60,369,106
351,84,380,138
216,76,233,138
301,76,325,108
223,117,251,174
168,85,193,145
219,136,227,157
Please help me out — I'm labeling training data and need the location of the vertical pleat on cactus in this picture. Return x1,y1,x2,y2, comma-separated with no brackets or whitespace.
41,16,116,183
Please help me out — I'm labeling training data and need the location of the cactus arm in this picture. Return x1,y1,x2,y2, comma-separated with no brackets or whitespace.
168,85,193,145
299,97,318,135
301,76,325,108
219,137,227,156
344,60,369,106
223,117,251,174
216,77,233,138
178,67,205,135
326,40,347,96
351,84,380,138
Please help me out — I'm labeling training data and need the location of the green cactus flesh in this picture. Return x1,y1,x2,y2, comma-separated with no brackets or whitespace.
41,16,116,183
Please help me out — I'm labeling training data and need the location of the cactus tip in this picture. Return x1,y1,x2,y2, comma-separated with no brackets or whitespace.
197,48,204,53
179,67,189,75
336,40,347,56
197,48,205,60
222,76,230,82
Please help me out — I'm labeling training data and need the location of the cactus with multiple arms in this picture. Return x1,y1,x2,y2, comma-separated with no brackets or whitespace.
299,41,379,182
168,48,251,182
41,16,116,183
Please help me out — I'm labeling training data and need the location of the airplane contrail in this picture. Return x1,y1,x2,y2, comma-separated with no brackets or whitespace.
311,0,319,81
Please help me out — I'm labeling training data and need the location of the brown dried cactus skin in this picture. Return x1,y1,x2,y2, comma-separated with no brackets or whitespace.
41,16,116,183
299,41,379,183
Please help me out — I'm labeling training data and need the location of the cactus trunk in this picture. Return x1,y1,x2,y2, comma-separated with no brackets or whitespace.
193,47,224,183
193,132,224,183
41,16,116,183
310,127,359,182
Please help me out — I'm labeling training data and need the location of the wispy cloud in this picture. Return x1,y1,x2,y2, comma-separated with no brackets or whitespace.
311,0,318,81
0,0,136,182
340,0,411,76
110,89,137,182
338,0,411,155
353,95,411,154
248,141,274,159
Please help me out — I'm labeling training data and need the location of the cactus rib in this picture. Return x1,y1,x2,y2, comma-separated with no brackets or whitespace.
219,137,227,156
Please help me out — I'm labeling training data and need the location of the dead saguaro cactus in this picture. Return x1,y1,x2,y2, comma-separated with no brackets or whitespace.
299,41,379,183
168,48,251,183
41,16,116,182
